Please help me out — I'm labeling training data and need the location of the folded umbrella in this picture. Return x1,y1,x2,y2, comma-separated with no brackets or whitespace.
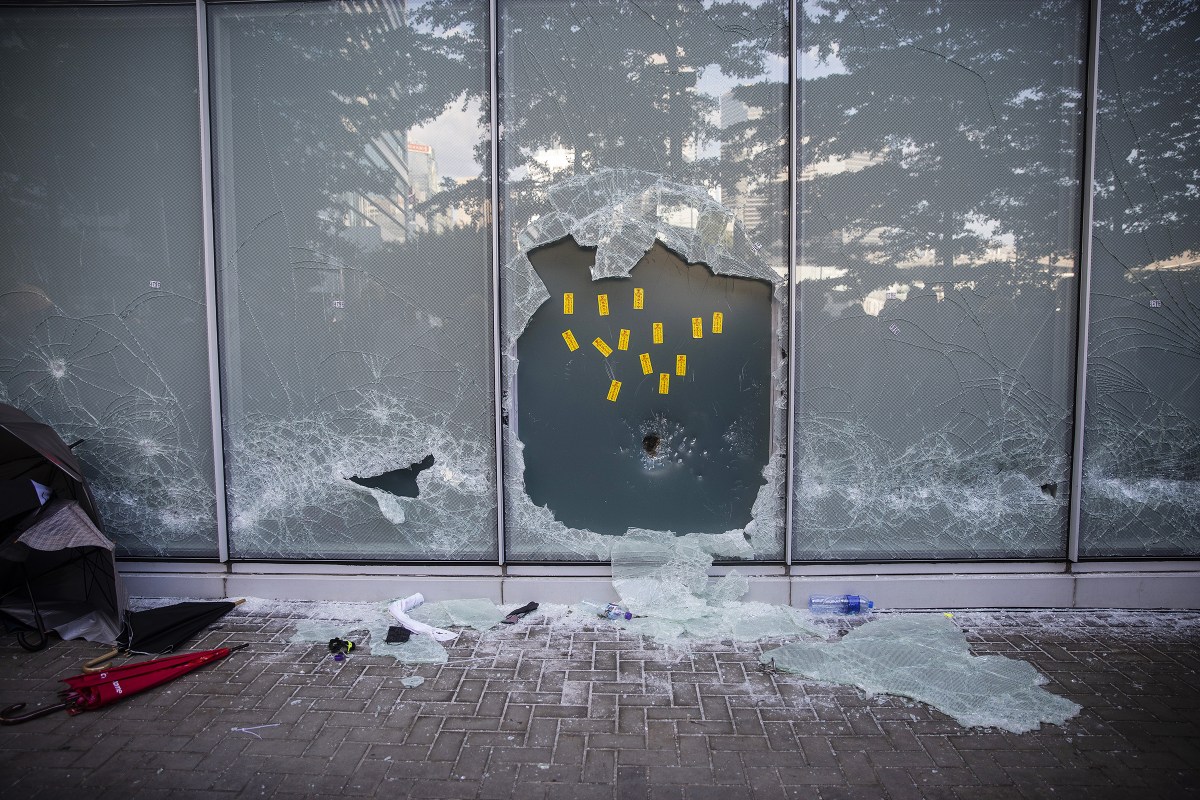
82,599,244,672
119,600,244,655
1,643,247,724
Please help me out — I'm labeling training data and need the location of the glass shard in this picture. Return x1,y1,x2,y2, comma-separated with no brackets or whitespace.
760,615,1081,733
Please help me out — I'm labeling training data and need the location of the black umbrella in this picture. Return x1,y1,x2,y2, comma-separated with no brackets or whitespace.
1,405,121,652
83,599,244,672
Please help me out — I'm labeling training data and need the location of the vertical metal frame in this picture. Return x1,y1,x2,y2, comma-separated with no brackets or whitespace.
1067,0,1103,563
784,0,799,566
196,0,230,563
489,0,506,566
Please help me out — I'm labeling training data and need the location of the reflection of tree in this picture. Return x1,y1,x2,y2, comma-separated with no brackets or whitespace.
792,0,1089,560
497,0,788,261
1081,0,1200,556
214,0,490,252
800,0,1085,298
213,1,498,560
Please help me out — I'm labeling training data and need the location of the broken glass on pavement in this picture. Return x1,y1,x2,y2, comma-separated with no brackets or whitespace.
760,614,1081,734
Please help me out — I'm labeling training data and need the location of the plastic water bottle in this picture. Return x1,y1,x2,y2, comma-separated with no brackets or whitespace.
809,594,874,615
582,600,633,620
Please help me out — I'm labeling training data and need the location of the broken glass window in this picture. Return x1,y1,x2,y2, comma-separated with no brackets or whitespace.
501,171,790,561
761,615,1081,734
0,6,216,557
498,0,789,562
517,238,773,536
1080,0,1200,557
793,0,1087,559
208,1,496,560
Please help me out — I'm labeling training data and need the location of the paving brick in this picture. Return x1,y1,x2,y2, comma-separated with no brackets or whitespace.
1,608,1198,799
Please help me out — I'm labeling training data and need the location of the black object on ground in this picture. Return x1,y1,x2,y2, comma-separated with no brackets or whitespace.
502,601,539,624
328,637,355,655
385,625,411,643
119,599,241,654
83,599,244,672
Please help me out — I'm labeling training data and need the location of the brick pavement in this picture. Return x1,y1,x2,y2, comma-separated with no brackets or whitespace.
1,607,1197,799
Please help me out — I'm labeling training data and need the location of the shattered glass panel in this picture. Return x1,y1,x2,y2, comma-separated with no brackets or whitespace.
409,599,508,631
608,530,822,642
209,1,496,560
793,0,1086,559
760,615,1081,733
1080,0,1200,557
0,7,216,557
499,0,790,561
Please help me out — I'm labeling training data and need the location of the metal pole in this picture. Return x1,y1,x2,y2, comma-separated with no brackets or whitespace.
489,0,506,566
196,0,230,564
784,0,799,567
1067,0,1103,563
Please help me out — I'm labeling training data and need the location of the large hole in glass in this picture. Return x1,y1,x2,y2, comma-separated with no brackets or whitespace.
515,236,773,535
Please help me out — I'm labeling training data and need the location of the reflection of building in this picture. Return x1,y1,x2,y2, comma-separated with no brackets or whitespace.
407,142,450,235
407,142,436,202
343,137,478,246
342,129,413,246
719,92,785,267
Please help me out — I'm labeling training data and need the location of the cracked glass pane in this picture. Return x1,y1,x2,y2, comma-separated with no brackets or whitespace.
0,7,216,557
499,1,790,561
761,615,1081,733
793,0,1086,559
209,1,496,560
1080,0,1200,557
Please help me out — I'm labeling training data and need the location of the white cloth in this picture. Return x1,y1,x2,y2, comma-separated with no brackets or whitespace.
388,593,457,642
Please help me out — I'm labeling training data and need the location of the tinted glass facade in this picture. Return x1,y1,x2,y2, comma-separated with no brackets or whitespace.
1,0,1196,563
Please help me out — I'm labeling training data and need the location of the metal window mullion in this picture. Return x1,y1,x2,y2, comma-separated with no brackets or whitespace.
1067,0,1103,563
196,0,230,564
489,0,505,567
784,0,800,567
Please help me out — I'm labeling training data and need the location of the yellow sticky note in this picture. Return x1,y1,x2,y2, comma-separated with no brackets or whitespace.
640,353,653,375
563,293,574,314
658,372,670,394
652,322,664,344
562,330,579,351
712,311,724,334
592,337,613,357
691,317,703,339
607,380,621,402
618,329,630,350
597,294,610,316
676,354,687,376
633,288,644,309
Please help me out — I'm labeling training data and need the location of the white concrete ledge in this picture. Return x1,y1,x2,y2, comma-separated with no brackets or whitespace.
117,563,1200,609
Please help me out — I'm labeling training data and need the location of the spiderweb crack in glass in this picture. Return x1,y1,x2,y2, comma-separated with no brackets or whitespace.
502,168,788,561
760,615,1081,734
0,293,216,556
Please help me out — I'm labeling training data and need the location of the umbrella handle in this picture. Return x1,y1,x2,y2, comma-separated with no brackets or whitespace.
0,701,72,725
82,648,121,674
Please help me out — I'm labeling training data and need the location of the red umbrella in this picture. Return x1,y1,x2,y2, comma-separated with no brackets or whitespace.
0,643,246,724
